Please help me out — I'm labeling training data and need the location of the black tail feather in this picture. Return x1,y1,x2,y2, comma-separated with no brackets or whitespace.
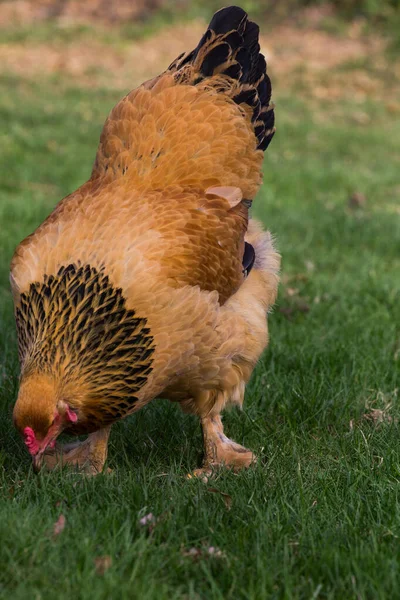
168,6,275,152
207,5,248,35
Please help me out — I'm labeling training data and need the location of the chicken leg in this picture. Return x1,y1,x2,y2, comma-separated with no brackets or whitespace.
194,415,255,478
42,425,111,475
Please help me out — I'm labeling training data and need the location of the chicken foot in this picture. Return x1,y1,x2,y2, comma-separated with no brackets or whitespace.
194,414,255,478
41,425,111,475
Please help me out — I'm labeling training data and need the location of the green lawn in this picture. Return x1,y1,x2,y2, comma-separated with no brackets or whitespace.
1,58,400,599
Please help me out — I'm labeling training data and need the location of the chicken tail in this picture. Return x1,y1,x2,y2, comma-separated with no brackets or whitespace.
168,5,275,152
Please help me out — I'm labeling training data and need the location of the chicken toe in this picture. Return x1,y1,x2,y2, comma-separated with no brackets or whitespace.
41,426,111,475
194,414,256,478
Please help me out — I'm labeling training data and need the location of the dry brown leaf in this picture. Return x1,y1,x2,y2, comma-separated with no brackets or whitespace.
348,191,367,209
94,555,112,575
363,408,393,424
279,307,294,319
53,514,66,538
282,273,309,285
351,402,397,430
207,487,232,510
182,547,202,560
279,303,310,320
286,287,300,297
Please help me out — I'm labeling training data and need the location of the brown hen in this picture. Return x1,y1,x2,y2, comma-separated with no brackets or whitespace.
11,6,280,476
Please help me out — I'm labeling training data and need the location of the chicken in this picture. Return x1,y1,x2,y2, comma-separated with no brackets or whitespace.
11,5,280,476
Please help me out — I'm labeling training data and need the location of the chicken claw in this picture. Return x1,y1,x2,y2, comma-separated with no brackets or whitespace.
193,415,256,480
41,425,112,476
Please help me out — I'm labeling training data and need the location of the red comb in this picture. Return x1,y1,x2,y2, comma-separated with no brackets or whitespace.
23,427,40,455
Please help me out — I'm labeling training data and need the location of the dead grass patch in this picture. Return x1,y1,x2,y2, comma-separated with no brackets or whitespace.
0,7,397,105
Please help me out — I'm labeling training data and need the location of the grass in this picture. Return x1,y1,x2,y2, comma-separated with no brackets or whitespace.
0,1,261,46
1,33,400,600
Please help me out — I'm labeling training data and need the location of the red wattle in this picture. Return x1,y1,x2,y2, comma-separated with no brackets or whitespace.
23,427,40,455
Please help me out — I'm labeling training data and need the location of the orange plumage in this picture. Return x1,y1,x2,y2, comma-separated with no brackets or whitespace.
11,6,280,475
